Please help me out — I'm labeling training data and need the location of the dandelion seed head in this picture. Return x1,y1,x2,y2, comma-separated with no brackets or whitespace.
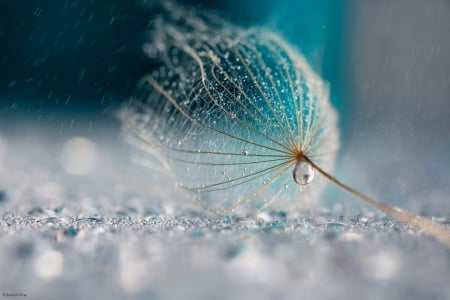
120,3,339,214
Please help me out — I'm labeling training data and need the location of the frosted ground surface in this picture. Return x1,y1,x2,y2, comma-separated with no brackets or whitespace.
0,124,449,300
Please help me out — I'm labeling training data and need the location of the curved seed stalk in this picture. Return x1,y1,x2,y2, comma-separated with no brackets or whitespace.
304,156,450,248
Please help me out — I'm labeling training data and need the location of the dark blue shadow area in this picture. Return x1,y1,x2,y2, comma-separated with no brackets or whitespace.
0,0,154,116
0,0,346,121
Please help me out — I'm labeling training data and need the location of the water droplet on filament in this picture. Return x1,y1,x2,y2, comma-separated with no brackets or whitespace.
293,158,314,185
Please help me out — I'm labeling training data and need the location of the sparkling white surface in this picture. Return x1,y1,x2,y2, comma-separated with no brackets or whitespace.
0,129,449,300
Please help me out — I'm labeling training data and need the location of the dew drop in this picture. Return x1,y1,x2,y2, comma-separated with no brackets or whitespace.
292,158,314,185
242,150,248,156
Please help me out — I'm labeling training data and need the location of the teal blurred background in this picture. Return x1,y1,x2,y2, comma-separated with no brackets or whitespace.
0,0,346,117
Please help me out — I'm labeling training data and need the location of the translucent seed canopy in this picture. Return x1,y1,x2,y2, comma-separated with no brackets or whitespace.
120,2,340,214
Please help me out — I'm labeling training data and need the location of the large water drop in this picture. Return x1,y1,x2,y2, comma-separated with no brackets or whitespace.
292,158,314,185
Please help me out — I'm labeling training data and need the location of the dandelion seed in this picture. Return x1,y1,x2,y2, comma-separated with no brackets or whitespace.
120,2,450,247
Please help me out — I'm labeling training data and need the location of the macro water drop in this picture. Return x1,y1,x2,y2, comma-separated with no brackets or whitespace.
292,158,314,185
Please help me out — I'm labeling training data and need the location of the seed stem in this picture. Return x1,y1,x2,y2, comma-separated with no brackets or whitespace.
304,156,450,248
